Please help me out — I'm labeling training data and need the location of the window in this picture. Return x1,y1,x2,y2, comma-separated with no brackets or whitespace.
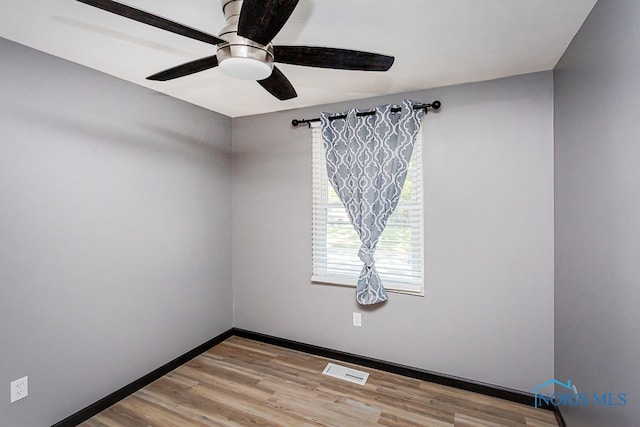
311,123,424,295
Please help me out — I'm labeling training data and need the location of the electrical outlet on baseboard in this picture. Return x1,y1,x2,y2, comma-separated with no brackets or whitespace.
10,376,28,403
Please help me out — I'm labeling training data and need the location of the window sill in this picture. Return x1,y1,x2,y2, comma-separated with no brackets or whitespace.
311,276,424,297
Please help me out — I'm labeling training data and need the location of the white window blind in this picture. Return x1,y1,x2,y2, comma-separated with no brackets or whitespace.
311,123,424,295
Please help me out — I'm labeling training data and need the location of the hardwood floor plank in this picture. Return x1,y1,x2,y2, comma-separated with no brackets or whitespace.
524,416,560,427
117,394,203,427
315,378,456,423
419,382,557,425
454,413,510,427
136,387,247,427
82,396,187,427
81,417,114,427
378,412,454,427
82,336,559,427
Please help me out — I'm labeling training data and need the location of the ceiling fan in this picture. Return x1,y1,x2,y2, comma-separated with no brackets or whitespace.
76,0,395,100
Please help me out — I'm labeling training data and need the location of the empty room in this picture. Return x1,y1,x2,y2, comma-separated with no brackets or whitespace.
1,0,638,426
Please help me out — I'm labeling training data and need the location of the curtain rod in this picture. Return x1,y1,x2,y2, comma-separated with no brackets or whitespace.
291,100,441,128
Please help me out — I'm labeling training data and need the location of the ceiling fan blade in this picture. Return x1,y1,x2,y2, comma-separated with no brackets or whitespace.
147,55,219,81
237,0,299,46
257,66,297,100
76,0,226,46
274,46,395,71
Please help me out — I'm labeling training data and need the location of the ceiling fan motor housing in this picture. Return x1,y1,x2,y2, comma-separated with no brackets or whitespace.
218,0,274,80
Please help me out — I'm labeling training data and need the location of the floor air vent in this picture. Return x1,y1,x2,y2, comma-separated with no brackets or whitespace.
322,363,369,385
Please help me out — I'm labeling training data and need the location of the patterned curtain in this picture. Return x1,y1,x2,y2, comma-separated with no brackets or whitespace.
320,100,424,305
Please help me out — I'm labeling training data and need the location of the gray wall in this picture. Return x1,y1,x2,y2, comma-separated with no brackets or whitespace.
0,38,233,426
554,0,640,425
232,71,554,392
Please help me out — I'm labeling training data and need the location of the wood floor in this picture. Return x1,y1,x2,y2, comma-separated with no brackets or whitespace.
81,337,559,427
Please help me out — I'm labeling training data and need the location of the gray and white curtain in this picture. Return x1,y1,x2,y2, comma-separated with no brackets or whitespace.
320,100,424,305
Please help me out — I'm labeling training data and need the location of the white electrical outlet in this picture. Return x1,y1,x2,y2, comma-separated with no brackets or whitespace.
10,376,28,403
353,312,362,327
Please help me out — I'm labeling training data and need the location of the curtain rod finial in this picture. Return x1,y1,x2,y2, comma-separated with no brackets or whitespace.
431,100,441,110
292,119,300,127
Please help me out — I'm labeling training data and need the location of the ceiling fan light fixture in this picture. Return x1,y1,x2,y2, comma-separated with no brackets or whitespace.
75,0,394,101
218,56,273,80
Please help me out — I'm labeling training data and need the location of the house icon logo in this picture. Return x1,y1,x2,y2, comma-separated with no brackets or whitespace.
531,378,573,408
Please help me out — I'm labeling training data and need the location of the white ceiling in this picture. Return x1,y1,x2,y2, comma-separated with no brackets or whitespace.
0,0,597,117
